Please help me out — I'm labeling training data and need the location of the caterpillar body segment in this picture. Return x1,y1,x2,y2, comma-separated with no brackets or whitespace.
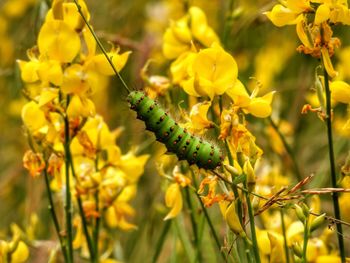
127,91,224,170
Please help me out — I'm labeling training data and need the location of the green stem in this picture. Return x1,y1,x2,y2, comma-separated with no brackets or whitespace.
152,220,172,263
243,181,260,263
323,68,346,262
280,209,290,263
63,115,74,263
93,192,100,262
222,0,235,48
269,117,303,182
191,174,226,262
184,187,201,262
43,166,69,262
302,218,309,263
69,160,95,262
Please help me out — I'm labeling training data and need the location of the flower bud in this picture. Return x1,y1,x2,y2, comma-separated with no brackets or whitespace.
310,213,326,232
292,242,303,258
224,164,240,177
294,204,306,222
225,201,246,238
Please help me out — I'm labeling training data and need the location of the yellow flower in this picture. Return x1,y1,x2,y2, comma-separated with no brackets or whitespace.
162,6,219,60
220,200,246,237
188,6,220,47
119,152,150,184
264,2,308,27
37,59,63,86
23,150,46,177
226,80,275,118
182,45,238,100
10,241,29,263
268,232,286,263
88,49,131,76
67,95,96,118
17,59,40,83
61,64,100,95
163,17,192,59
183,101,213,134
330,80,350,104
38,19,80,63
164,183,182,220
21,101,48,133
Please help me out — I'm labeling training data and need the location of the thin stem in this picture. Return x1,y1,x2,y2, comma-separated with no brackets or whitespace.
280,209,290,263
243,182,261,263
93,191,100,262
302,218,309,263
69,160,96,262
152,220,172,263
323,67,346,262
222,0,235,48
269,117,303,182
191,173,226,262
93,153,100,262
43,166,69,262
63,115,74,263
184,187,201,262
73,0,131,94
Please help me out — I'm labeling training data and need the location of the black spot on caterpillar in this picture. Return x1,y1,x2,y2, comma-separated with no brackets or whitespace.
127,91,224,170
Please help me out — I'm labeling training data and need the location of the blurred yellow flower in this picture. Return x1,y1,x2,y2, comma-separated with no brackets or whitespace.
164,183,182,220
21,101,48,133
330,80,350,104
162,6,219,59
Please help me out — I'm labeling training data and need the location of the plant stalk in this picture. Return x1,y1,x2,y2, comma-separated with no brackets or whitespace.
323,68,346,262
63,115,74,263
243,182,261,263
43,166,69,262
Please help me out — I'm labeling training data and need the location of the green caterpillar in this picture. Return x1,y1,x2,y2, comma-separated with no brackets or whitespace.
127,91,224,170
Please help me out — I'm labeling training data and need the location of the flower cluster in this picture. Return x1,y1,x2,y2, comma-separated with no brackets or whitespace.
18,0,148,261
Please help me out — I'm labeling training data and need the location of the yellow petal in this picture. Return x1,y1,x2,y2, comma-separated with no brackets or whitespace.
164,183,182,220
193,45,238,99
189,101,213,131
10,241,29,263
268,232,286,263
321,47,338,78
225,201,245,236
38,20,80,63
256,228,271,255
62,1,90,31
38,88,59,107
189,6,220,46
21,101,47,132
316,255,342,263
170,52,196,84
330,80,350,104
265,5,300,27
37,60,63,86
119,153,150,183
67,95,96,118
61,64,99,95
296,17,313,48
17,59,40,83
246,91,275,118
90,50,131,76
315,4,331,24
162,26,191,59
226,79,250,107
